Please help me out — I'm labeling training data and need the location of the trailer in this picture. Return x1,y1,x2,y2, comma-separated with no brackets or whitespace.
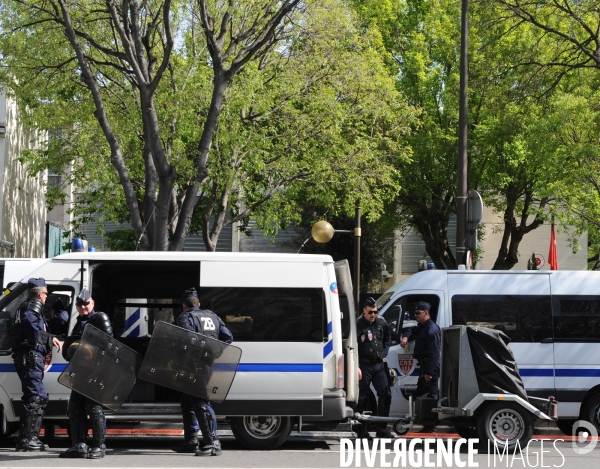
355,323,557,451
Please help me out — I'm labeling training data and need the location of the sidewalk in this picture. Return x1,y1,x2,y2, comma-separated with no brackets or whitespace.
39,422,571,439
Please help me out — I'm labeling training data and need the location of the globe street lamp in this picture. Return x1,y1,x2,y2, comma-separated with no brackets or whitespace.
304,207,362,314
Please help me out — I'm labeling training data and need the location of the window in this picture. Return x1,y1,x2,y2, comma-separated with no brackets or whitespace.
451,295,552,343
200,287,324,342
553,296,600,341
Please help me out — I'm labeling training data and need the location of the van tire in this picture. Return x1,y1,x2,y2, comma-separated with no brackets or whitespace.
229,416,291,450
580,392,600,434
476,402,533,451
555,419,576,436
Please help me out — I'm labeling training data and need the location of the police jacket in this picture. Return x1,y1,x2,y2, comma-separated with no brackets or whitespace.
356,315,391,363
62,310,113,361
176,307,233,344
402,319,441,377
48,310,70,340
12,299,53,356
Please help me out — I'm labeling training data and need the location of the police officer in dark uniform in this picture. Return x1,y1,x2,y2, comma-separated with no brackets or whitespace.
12,278,61,452
356,297,395,439
59,289,113,459
172,288,233,456
400,301,441,432
48,297,70,340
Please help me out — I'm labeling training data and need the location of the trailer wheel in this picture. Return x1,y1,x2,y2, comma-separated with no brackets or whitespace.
393,419,410,435
581,392,600,435
477,402,533,451
229,416,291,450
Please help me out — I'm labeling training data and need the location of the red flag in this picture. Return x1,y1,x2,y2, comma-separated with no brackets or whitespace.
548,223,558,270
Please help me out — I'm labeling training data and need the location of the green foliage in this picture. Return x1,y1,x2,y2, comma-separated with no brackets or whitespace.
0,0,414,251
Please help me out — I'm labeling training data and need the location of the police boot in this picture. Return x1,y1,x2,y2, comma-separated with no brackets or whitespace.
59,403,88,458
172,433,199,453
195,403,221,456
33,397,49,450
195,439,222,457
15,397,45,452
172,413,199,453
87,404,107,459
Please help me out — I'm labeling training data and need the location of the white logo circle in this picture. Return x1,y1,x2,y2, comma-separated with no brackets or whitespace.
572,420,598,454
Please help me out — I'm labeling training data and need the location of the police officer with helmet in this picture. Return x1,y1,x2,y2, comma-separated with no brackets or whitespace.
60,289,113,459
11,278,61,452
356,297,395,439
400,301,441,433
172,288,233,456
48,297,70,340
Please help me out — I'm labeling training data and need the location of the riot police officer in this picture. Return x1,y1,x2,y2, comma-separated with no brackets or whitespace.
48,297,69,340
172,288,233,456
12,278,61,452
356,297,394,439
400,301,441,432
59,289,113,459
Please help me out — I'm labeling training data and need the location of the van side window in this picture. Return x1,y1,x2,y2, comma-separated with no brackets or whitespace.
384,294,440,332
200,287,324,342
553,296,600,341
451,295,552,343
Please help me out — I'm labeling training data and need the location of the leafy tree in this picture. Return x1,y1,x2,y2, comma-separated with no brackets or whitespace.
1,0,413,250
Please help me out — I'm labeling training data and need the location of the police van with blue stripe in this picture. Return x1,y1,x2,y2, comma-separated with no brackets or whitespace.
377,269,600,436
0,252,359,449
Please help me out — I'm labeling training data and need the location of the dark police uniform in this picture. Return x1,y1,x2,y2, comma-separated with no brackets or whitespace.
60,289,113,459
11,278,55,452
402,312,441,400
356,300,392,436
175,288,233,456
48,298,69,340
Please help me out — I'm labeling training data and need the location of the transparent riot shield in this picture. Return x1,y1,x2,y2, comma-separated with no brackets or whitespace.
138,321,241,403
58,325,140,411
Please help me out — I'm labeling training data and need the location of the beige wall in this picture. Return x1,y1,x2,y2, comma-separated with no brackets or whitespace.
478,206,587,271
0,92,48,258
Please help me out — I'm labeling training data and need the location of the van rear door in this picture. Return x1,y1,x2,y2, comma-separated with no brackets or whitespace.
334,260,358,403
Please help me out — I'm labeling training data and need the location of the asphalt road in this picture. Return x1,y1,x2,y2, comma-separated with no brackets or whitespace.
1,427,599,469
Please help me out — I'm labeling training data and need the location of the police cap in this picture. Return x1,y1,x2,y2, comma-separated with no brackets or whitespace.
414,301,431,312
364,297,377,308
181,287,198,303
76,288,92,306
52,297,66,311
27,278,47,289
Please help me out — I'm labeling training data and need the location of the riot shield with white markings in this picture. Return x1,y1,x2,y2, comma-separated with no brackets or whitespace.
138,321,241,403
58,325,140,411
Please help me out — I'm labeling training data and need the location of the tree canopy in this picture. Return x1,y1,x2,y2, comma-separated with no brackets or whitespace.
0,0,414,251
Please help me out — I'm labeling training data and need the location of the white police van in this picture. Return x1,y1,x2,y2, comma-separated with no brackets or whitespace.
0,252,360,449
378,269,600,436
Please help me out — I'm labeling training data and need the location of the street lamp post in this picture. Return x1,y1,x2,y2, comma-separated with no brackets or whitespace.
456,0,469,268
310,206,362,313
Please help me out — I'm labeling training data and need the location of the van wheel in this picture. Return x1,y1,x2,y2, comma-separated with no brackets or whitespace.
477,402,533,451
581,393,600,434
229,416,291,450
555,420,576,436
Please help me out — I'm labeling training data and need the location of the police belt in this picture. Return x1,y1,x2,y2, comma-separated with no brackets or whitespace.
359,357,383,364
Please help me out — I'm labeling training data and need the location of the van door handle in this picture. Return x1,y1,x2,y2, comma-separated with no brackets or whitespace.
540,338,553,344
